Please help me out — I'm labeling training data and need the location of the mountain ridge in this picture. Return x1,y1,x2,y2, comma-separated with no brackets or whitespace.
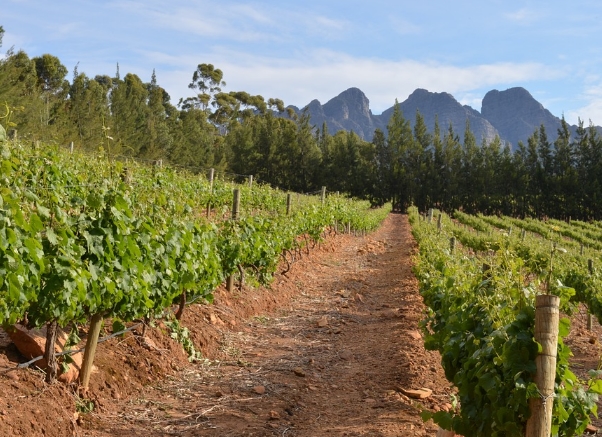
287,87,599,148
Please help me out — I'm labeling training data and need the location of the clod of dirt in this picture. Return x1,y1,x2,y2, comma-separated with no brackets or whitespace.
6,324,83,383
407,330,422,340
400,387,433,399
293,367,306,377
339,350,354,360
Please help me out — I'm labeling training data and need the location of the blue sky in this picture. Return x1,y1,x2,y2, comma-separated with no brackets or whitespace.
3,0,602,125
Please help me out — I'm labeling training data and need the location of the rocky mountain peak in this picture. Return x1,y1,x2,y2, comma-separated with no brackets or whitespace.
481,87,560,146
285,86,601,147
323,87,372,121
296,87,382,139
376,89,499,144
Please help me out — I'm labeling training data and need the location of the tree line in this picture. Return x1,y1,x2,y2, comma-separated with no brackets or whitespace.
2,24,602,220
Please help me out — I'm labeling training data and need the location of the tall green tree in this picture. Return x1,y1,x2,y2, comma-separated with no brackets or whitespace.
459,119,479,212
427,116,446,209
316,122,335,190
441,123,462,211
372,128,390,206
109,72,149,157
32,54,69,136
186,63,225,112
386,102,415,210
0,50,42,135
536,124,554,216
140,70,173,160
553,116,577,218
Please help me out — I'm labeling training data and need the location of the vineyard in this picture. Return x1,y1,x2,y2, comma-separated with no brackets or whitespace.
0,138,389,386
410,207,602,436
2,138,602,436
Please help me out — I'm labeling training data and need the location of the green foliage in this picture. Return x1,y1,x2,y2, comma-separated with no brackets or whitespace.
75,396,95,414
0,140,388,333
165,318,202,362
5,40,602,216
410,207,602,437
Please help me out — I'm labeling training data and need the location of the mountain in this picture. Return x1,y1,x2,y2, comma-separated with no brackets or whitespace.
288,88,387,139
376,88,499,144
481,87,569,147
288,86,599,148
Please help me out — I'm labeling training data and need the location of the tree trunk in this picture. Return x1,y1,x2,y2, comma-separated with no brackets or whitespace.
44,321,58,383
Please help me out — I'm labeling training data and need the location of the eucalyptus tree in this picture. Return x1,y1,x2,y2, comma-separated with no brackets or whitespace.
187,63,225,112
32,54,69,134
0,50,42,136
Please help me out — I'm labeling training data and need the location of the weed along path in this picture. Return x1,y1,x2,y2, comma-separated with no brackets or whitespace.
81,214,453,437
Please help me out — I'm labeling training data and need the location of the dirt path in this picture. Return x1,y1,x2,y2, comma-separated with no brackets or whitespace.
78,214,451,437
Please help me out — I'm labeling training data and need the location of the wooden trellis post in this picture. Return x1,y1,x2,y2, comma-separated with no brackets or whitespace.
526,294,560,437
79,313,104,390
227,189,241,292
588,259,594,331
206,168,214,218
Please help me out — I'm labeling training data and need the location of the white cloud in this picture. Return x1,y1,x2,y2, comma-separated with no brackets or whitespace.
566,83,602,126
457,92,485,111
389,17,421,35
306,15,349,39
109,1,268,42
312,15,346,31
504,8,540,24
54,22,83,37
109,0,348,45
151,49,564,114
